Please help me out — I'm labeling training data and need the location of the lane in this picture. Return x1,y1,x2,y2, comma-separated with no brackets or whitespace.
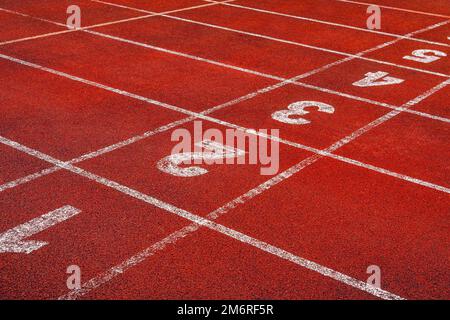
93,14,342,79
409,85,450,119
173,3,394,54
0,31,274,112
366,39,450,75
0,144,52,186
0,58,185,161
98,0,208,13
77,120,314,215
415,23,450,44
342,0,450,17
216,0,448,41
209,83,387,150
0,170,189,299
302,58,446,106
212,157,450,299
336,111,450,187
0,0,143,26
0,10,64,43
76,227,377,299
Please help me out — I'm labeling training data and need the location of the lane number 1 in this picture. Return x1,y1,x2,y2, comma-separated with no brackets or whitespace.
0,206,80,254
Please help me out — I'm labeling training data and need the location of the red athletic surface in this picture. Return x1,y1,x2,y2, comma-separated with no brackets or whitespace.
0,0,449,300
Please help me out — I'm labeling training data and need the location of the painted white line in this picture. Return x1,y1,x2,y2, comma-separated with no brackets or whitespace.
204,0,450,47
1,52,448,194
0,205,80,254
55,81,450,301
0,74,314,195
86,28,450,124
0,119,194,194
2,42,448,300
3,5,449,124
0,135,403,300
284,19,450,80
0,0,234,46
334,0,450,19
327,79,450,150
92,0,450,78
0,0,444,300
59,210,403,301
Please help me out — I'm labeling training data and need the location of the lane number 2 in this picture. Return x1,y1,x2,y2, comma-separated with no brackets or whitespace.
272,101,335,125
157,140,245,177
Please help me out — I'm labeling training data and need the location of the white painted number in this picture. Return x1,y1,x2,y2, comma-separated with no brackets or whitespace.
403,49,447,64
353,71,404,87
0,206,80,254
157,140,245,177
272,101,335,125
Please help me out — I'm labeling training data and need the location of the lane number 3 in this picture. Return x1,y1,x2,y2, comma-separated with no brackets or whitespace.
272,101,335,125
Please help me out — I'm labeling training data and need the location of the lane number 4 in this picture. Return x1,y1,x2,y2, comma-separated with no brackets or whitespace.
353,71,404,87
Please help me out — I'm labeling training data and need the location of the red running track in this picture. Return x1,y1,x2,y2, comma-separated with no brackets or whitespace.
0,0,449,300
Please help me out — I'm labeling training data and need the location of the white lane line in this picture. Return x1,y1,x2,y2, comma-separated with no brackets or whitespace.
0,0,234,46
0,52,448,194
55,81,450,301
0,166,61,193
86,28,450,124
0,135,403,300
0,1,442,300
327,79,450,150
0,79,309,194
92,0,450,78
0,205,80,254
204,0,450,47
296,19,450,81
334,0,450,19
2,4,449,124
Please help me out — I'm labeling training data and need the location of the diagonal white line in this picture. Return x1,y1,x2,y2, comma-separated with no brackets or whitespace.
0,0,446,301
54,79,449,300
0,135,404,300
204,0,450,47
91,0,450,78
85,28,450,124
2,5,449,125
2,4,449,124
0,52,448,195
0,0,236,46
